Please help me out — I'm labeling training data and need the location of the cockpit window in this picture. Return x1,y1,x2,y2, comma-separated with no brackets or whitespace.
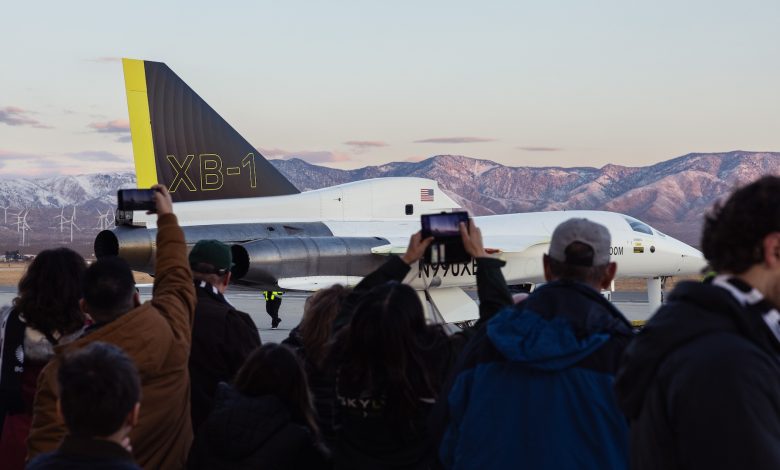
623,216,654,235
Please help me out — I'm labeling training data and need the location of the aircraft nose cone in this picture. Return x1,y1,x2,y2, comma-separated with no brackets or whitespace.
676,245,707,276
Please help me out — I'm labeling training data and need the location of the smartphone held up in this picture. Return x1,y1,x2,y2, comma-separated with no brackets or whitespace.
117,189,157,213
420,211,471,264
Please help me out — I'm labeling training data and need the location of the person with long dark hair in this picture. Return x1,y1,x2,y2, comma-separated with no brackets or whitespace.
0,248,88,470
188,343,331,469
328,233,456,469
283,285,351,441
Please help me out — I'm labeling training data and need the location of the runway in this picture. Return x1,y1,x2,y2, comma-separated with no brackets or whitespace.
0,287,655,344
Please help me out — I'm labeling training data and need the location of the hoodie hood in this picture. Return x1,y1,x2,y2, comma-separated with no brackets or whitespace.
615,280,763,419
201,383,292,460
487,280,632,371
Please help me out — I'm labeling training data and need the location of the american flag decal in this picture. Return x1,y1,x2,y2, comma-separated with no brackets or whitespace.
420,188,434,201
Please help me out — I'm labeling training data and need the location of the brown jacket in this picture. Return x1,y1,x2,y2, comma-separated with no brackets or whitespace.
28,214,196,469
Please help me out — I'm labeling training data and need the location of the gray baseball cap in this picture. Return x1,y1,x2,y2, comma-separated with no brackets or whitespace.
548,218,611,267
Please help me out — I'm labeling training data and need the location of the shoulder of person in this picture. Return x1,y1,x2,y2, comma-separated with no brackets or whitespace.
226,307,255,324
0,304,16,328
224,308,260,341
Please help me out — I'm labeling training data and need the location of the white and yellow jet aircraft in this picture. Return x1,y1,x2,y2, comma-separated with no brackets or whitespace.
96,59,706,322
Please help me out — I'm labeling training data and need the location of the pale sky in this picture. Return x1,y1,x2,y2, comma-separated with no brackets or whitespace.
2,0,779,177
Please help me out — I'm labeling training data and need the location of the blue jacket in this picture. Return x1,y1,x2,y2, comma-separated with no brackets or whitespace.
439,280,633,469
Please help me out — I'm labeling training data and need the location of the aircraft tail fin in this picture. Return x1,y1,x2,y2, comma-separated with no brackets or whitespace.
122,58,299,202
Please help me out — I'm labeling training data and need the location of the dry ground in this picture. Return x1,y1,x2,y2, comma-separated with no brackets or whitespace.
0,261,700,290
0,262,154,287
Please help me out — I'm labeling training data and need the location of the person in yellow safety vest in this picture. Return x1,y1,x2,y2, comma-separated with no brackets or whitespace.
263,291,283,329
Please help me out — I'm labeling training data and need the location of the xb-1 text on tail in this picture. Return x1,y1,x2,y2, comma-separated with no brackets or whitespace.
123,58,299,202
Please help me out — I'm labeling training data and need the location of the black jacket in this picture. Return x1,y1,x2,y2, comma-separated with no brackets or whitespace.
282,328,338,442
327,257,450,469
615,279,780,469
188,383,330,470
26,436,140,470
190,282,261,431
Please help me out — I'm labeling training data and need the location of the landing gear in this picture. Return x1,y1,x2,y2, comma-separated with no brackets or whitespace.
647,276,667,315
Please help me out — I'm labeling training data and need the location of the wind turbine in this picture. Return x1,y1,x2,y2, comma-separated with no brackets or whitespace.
0,205,9,224
14,210,31,246
13,209,26,232
54,207,67,233
107,208,116,229
95,208,112,230
64,206,80,243
22,211,31,247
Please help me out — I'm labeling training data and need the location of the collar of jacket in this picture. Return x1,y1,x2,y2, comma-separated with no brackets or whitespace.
55,303,151,355
59,435,135,461
712,275,780,344
195,280,233,307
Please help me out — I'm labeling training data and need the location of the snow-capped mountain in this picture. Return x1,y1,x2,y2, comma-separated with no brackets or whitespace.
1,151,778,254
271,150,780,244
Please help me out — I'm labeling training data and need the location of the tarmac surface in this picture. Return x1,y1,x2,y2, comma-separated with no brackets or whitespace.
0,286,654,344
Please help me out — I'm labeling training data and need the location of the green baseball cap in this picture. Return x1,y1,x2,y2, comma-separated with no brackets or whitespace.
189,239,233,274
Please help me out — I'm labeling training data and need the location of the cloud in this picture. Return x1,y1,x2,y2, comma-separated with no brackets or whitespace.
0,149,132,179
66,150,127,162
283,151,351,164
258,147,291,158
517,146,564,152
0,149,44,161
343,140,389,154
260,146,351,164
89,119,130,134
88,57,122,63
414,136,495,144
0,150,57,177
0,107,52,129
89,119,131,143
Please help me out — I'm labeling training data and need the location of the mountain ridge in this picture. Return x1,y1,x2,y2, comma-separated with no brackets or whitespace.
1,151,778,253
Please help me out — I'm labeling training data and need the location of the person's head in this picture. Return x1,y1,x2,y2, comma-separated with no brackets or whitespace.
335,281,442,422
702,176,780,275
189,239,232,292
57,342,141,439
13,247,87,336
702,176,780,303
234,343,318,436
299,284,351,368
82,256,139,323
543,218,617,290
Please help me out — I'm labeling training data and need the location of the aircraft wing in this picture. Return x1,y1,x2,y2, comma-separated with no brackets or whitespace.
277,276,365,291
371,235,549,256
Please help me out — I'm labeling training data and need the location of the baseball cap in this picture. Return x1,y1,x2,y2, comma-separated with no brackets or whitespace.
548,218,611,267
189,239,233,274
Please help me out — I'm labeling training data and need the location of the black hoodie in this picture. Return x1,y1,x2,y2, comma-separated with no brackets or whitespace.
615,279,780,469
187,383,330,470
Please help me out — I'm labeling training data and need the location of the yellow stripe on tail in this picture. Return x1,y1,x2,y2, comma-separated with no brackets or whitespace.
123,58,158,188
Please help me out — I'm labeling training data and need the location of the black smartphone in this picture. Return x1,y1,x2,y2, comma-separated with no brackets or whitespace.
117,189,156,212
420,211,470,264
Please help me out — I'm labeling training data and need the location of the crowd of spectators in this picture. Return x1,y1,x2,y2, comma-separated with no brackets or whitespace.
1,175,779,469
